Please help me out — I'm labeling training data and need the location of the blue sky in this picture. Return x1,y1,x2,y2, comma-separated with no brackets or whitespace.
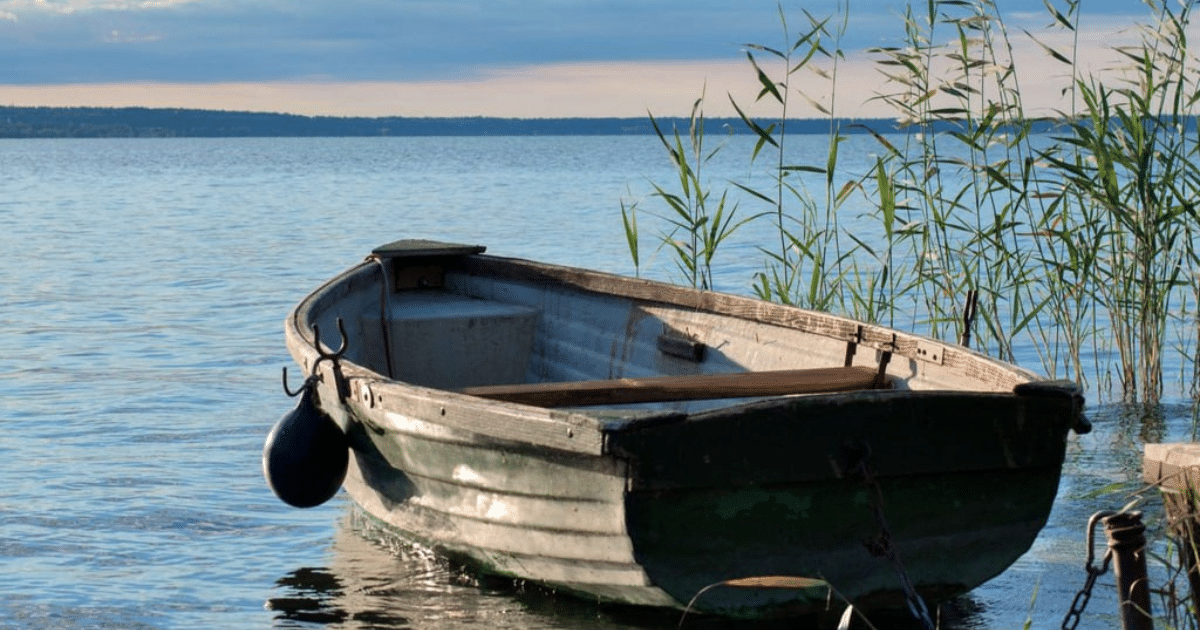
0,0,1158,117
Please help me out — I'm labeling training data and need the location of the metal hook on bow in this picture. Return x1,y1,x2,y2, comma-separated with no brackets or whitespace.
280,318,350,398
281,367,313,397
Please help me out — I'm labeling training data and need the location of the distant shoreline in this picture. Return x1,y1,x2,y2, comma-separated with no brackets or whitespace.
0,105,953,138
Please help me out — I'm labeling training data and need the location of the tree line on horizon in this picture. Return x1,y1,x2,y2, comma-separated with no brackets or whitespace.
0,105,1068,138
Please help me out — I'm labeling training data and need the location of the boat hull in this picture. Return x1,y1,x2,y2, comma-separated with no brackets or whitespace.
334,385,1074,618
281,242,1086,620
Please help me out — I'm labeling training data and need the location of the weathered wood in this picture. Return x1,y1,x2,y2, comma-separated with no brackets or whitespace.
459,366,882,407
347,372,608,456
1144,443,1200,489
1144,442,1200,616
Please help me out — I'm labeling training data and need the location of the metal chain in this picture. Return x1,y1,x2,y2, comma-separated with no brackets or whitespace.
1061,511,1116,630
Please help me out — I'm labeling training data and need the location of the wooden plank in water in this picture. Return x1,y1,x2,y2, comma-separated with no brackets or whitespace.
1144,443,1200,490
461,366,882,407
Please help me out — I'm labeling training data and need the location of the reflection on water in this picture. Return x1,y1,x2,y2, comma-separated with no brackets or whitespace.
269,512,469,629
267,511,995,630
267,511,852,630
271,568,372,626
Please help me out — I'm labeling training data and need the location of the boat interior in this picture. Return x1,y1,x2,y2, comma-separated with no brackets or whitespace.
299,241,1027,415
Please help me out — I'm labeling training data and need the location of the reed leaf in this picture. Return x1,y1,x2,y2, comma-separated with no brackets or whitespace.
620,199,639,273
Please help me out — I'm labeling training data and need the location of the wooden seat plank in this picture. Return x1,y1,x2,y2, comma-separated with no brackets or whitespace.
460,366,883,407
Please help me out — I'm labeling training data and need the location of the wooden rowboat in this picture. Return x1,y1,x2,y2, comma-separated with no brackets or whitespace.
267,239,1089,620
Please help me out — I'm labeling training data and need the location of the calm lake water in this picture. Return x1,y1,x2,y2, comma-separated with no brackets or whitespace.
0,136,1193,629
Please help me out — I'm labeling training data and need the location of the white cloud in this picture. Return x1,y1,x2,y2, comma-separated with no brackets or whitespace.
11,0,195,10
104,28,160,42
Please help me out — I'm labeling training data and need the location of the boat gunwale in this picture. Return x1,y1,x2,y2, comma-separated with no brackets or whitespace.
285,251,1049,456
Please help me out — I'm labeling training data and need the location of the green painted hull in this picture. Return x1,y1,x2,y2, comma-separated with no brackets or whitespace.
610,392,1073,617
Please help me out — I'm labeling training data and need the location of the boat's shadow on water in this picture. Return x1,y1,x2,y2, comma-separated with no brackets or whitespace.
265,510,992,630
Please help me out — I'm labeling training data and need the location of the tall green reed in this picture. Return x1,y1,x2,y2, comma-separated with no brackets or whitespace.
730,6,862,314
1036,0,1200,402
621,94,760,290
626,0,1200,404
867,0,1048,360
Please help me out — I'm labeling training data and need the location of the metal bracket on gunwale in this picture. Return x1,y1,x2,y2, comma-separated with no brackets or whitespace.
915,340,946,365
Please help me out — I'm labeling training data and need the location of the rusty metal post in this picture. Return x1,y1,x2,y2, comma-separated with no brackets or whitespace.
1104,511,1153,630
